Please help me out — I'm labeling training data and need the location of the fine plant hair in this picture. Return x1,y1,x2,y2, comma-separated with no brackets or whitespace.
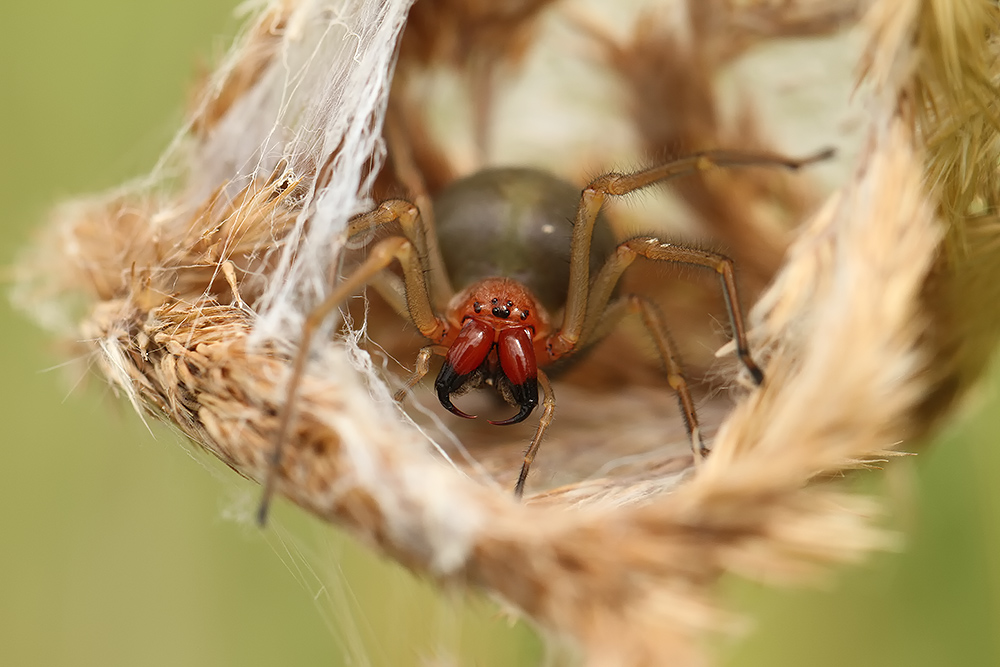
13,0,1000,665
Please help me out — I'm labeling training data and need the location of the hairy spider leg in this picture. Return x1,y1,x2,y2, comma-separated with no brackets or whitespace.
258,201,448,526
583,293,706,460
344,200,451,340
514,369,556,498
557,233,767,468
393,344,448,402
524,149,831,485
550,147,834,360
585,238,763,383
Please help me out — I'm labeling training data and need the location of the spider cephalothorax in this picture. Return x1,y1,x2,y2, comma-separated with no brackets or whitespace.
260,149,831,522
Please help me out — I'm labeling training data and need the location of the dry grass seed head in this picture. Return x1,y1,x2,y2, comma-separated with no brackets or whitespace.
14,0,1000,665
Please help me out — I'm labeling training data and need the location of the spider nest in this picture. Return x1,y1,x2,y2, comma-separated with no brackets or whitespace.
15,0,1000,664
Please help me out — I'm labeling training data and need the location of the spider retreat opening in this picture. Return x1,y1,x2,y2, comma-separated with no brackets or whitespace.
258,148,833,522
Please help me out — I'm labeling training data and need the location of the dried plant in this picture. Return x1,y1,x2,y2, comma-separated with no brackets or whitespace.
13,0,1000,665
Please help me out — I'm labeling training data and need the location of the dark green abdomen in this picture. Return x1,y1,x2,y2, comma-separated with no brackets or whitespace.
433,168,617,313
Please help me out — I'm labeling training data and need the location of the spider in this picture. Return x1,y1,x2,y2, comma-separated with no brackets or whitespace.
257,148,831,524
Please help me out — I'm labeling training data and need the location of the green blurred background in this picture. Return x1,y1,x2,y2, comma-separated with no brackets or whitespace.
2,3,1000,666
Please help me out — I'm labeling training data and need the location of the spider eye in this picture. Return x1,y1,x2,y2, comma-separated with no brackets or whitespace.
521,310,528,321
473,301,481,313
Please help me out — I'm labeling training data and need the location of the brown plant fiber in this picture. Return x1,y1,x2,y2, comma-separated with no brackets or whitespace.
15,0,1000,665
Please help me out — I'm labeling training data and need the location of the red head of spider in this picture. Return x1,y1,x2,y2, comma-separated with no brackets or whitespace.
436,278,552,426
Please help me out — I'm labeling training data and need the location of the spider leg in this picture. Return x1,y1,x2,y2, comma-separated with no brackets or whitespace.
514,369,556,498
587,294,707,461
258,203,449,526
347,200,442,319
550,147,832,359
585,237,763,384
368,271,409,320
346,201,452,339
393,345,449,403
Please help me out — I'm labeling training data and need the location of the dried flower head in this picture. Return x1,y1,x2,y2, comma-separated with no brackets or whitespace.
14,0,1000,664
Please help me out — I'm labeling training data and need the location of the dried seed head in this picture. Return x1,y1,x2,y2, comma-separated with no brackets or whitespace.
13,0,1000,665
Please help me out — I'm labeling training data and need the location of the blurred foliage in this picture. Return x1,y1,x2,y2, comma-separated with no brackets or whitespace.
2,2,999,666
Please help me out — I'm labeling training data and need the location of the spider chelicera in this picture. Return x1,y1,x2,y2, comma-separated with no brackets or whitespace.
257,148,831,524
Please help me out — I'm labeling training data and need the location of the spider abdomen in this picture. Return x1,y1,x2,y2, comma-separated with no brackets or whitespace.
434,167,617,314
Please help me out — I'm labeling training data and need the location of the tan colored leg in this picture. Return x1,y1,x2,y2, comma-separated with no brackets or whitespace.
514,369,556,498
589,295,706,460
346,201,449,342
551,148,832,358
584,237,763,385
393,345,449,403
368,271,409,321
258,232,447,526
